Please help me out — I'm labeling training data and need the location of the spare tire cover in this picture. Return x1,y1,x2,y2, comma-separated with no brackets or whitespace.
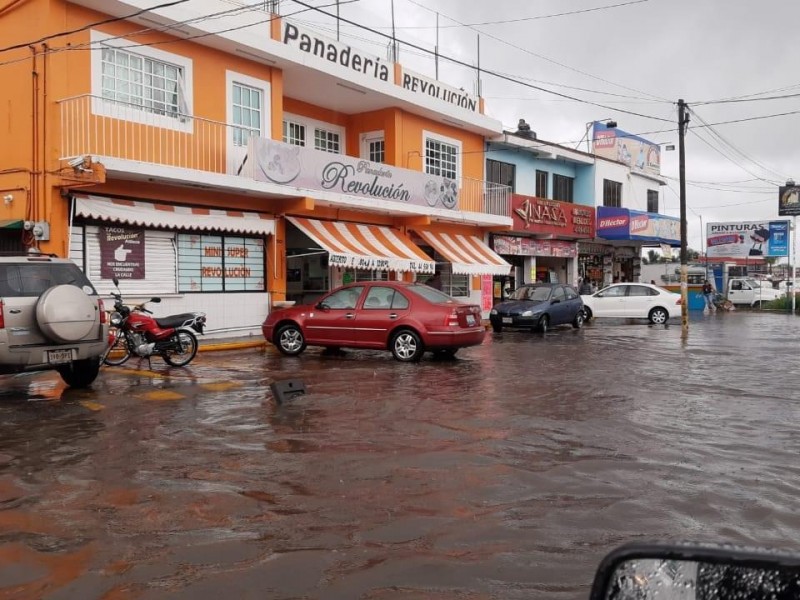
36,285,98,343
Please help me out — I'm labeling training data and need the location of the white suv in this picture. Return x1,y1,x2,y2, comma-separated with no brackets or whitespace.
0,254,109,387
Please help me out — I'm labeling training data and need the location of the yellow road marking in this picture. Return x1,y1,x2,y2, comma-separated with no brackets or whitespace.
144,390,185,401
201,382,243,392
79,401,105,412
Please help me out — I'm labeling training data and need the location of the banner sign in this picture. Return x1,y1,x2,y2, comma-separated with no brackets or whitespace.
511,194,594,238
251,137,460,210
596,207,680,245
592,121,661,177
706,221,789,258
493,235,578,258
99,226,145,279
481,274,494,311
779,185,800,216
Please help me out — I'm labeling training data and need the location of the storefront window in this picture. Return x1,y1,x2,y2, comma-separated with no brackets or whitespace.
177,234,265,292
345,269,389,283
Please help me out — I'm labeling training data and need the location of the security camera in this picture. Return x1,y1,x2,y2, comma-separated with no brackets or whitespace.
67,155,86,169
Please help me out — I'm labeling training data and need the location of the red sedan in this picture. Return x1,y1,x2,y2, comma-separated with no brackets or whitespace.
262,282,485,362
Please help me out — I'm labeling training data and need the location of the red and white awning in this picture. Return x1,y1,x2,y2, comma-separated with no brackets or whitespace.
415,230,511,276
288,217,434,273
73,194,275,236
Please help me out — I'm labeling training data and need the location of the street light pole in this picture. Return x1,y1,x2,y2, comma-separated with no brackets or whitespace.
678,99,690,337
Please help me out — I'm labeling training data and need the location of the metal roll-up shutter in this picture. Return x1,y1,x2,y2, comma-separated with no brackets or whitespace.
69,226,85,269
84,226,177,296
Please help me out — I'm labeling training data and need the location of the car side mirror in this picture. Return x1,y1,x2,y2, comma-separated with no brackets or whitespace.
551,298,560,304
316,302,330,310
590,543,800,600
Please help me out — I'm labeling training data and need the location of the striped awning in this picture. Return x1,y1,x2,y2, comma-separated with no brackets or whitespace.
73,194,275,236
288,217,434,274
415,230,511,276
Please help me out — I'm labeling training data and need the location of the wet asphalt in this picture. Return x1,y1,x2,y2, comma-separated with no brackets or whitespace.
0,310,798,599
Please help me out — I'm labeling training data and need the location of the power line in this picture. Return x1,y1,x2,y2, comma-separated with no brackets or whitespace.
404,0,669,103
692,92,800,106
0,0,191,56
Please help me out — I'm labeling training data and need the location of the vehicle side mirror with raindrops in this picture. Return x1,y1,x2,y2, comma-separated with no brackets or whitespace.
589,543,800,600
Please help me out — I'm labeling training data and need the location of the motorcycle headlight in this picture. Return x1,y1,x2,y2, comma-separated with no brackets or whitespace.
110,311,123,327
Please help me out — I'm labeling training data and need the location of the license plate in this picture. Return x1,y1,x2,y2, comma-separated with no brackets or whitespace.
47,349,74,365
502,317,513,324
466,315,476,326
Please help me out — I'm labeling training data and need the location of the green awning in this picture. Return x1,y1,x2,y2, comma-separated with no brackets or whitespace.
0,220,23,229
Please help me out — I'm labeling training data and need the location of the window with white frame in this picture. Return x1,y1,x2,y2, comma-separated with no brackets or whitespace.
314,128,341,153
283,120,306,146
424,132,460,180
91,30,193,132
361,131,385,163
283,114,345,154
100,46,184,118
232,83,262,146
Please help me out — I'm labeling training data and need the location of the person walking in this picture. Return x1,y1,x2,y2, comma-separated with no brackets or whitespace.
579,278,594,295
702,279,715,311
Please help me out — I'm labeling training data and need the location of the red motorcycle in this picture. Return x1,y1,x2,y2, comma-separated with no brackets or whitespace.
102,278,206,367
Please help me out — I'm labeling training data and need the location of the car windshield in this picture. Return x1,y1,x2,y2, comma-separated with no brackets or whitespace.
407,284,458,304
512,286,552,302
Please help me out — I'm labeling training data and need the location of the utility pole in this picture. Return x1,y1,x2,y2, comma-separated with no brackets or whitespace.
678,99,690,337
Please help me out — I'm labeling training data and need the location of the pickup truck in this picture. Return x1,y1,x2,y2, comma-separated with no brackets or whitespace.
725,277,784,307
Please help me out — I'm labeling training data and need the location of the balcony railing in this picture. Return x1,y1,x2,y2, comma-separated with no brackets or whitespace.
58,94,511,218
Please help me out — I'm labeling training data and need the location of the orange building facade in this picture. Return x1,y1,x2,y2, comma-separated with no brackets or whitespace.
0,0,512,336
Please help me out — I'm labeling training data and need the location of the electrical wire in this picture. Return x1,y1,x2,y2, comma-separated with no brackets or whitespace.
404,0,670,103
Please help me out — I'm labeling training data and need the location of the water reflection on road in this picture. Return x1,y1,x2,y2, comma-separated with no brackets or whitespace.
0,311,798,599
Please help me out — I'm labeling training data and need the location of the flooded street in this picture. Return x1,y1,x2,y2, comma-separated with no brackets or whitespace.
1,311,799,599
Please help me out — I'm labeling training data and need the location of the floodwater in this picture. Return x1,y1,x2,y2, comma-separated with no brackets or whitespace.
0,311,798,599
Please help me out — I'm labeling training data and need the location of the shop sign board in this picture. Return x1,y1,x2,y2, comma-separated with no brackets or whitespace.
706,220,789,258
99,226,145,279
778,185,800,216
592,121,661,177
400,68,479,113
251,137,459,211
596,207,680,245
493,235,577,258
177,234,265,292
511,194,594,238
481,275,493,311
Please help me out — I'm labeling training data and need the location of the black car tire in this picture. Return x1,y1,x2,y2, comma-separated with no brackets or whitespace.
572,311,585,329
276,324,307,356
583,307,593,321
390,329,424,362
491,323,503,333
57,357,101,388
648,307,669,325
162,330,199,367
538,315,550,334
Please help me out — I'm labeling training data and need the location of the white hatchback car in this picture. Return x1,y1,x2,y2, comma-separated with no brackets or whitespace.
581,283,682,324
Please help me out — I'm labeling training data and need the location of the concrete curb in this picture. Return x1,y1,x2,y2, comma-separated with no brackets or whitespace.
198,340,267,353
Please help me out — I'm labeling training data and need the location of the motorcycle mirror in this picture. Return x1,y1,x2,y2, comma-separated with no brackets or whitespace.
150,297,162,303
590,542,800,600
112,276,119,287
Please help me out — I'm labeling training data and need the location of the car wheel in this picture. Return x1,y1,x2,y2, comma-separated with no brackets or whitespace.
391,329,424,362
538,315,550,334
583,307,593,321
572,310,585,329
491,323,503,333
276,324,306,356
57,357,101,388
162,330,199,367
649,307,669,324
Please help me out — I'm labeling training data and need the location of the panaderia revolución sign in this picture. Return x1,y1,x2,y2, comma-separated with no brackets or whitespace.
280,20,480,113
250,137,460,210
